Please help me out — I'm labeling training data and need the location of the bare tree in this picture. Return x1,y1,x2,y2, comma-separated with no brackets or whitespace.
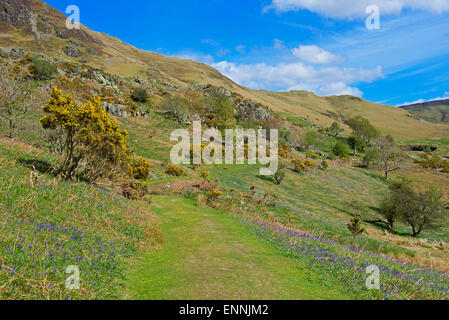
0,63,33,139
373,135,404,180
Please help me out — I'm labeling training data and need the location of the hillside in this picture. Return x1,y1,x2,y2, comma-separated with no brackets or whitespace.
401,99,449,123
2,0,449,302
1,0,448,140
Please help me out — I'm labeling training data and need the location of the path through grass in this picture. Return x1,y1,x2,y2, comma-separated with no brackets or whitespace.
122,196,350,300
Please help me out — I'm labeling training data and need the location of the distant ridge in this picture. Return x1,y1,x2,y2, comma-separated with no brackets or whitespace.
401,99,449,123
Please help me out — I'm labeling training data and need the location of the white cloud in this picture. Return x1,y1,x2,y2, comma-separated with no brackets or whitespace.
176,44,383,97
264,0,449,18
292,45,345,64
212,59,383,96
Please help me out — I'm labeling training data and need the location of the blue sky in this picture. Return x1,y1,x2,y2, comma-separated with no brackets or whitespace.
43,0,449,106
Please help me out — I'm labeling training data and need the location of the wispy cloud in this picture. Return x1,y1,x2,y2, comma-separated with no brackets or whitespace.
292,45,345,64
264,0,449,18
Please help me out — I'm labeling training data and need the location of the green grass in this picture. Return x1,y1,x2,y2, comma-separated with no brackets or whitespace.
209,163,414,258
122,196,350,300
0,142,157,299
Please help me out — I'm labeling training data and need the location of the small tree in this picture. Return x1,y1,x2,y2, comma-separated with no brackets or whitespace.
378,178,446,236
362,149,379,168
131,88,149,103
347,216,365,238
347,136,365,156
0,63,33,139
347,116,379,144
328,121,343,137
373,135,403,180
377,178,411,231
333,141,349,159
200,92,236,130
400,186,445,237
40,87,130,180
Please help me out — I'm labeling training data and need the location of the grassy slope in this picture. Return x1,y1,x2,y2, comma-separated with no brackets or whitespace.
119,114,449,270
123,196,349,300
0,139,159,299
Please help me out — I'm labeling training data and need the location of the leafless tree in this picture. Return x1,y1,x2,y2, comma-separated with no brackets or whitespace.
0,63,33,139
373,135,404,180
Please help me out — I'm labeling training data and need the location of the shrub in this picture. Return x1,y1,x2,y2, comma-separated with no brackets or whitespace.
363,150,379,168
309,152,319,159
31,57,57,80
166,164,185,176
205,112,218,128
200,171,210,179
333,142,349,159
199,92,236,130
263,193,278,207
279,144,290,158
347,216,365,238
128,157,151,180
131,88,149,103
206,189,222,203
320,159,329,170
159,94,191,122
292,158,315,173
40,87,130,180
443,161,449,173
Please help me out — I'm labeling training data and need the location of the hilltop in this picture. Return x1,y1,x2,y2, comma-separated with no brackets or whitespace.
1,0,448,140
401,99,449,123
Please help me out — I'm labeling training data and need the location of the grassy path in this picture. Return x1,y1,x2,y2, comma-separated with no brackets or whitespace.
122,196,350,300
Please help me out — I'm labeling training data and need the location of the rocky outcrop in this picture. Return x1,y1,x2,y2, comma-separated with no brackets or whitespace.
63,45,82,58
102,102,148,118
235,100,271,123
0,0,31,27
91,70,118,89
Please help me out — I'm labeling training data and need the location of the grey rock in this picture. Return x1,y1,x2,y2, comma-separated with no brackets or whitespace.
63,46,82,58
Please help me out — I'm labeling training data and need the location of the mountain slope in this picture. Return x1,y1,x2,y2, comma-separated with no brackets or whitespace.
1,0,448,140
401,99,449,123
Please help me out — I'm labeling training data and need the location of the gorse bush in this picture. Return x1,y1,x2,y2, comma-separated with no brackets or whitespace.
320,159,329,170
128,157,151,180
165,164,185,176
206,189,222,203
40,87,130,181
292,158,315,173
347,216,365,238
278,144,289,158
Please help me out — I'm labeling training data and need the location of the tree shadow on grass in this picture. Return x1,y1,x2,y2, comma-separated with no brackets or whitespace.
19,158,93,184
18,158,58,176
256,174,276,185
364,205,413,237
